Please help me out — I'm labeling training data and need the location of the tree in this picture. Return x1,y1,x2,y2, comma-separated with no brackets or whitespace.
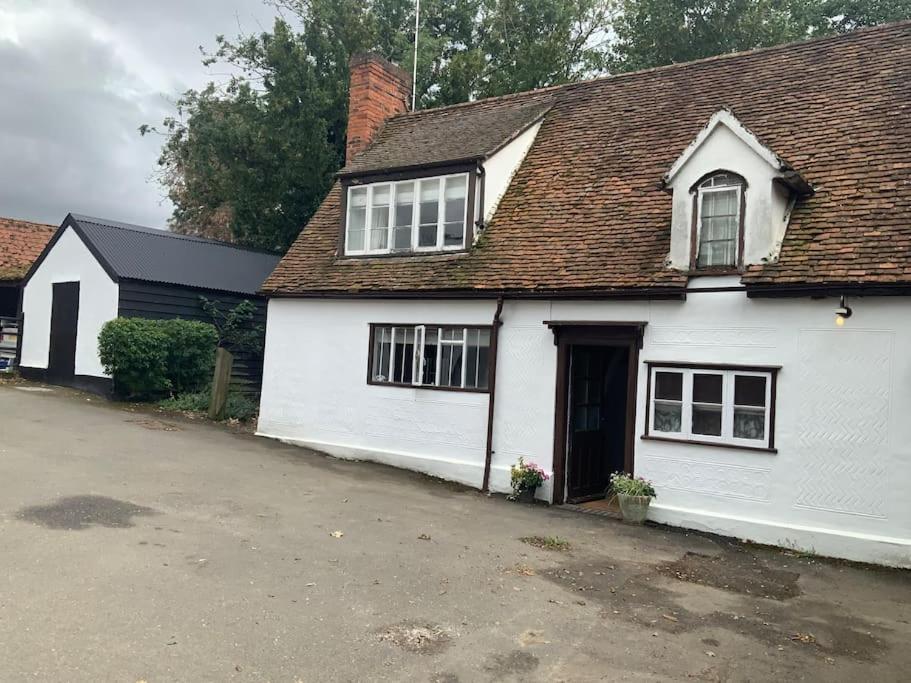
143,0,615,249
608,0,911,73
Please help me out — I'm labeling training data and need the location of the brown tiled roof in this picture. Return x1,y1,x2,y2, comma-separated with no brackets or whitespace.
340,95,555,176
0,217,56,281
265,22,911,296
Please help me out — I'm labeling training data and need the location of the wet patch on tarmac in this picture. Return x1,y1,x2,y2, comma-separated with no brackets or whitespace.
483,650,539,677
658,550,801,600
16,495,157,530
540,546,890,663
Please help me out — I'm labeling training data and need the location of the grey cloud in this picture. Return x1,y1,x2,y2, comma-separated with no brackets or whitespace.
0,0,278,228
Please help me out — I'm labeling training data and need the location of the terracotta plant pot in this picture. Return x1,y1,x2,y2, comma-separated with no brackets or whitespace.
515,487,537,504
617,494,651,523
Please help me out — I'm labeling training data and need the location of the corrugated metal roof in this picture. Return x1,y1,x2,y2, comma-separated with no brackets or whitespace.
69,215,281,295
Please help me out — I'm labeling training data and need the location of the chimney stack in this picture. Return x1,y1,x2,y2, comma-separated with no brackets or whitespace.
346,54,412,164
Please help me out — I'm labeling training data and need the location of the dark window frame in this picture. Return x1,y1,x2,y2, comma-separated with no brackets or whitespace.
642,360,779,453
366,322,493,394
688,170,748,275
339,163,481,259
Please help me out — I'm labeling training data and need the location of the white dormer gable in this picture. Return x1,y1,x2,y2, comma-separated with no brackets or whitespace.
664,109,810,272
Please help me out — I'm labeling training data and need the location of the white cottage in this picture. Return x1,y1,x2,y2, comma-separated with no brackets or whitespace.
258,23,911,567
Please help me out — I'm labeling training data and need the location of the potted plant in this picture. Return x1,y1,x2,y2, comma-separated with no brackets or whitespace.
609,472,657,524
509,458,549,503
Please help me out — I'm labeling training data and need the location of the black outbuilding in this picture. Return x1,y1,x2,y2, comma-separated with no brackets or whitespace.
19,213,281,395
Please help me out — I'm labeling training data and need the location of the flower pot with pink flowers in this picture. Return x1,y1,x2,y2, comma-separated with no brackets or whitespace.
509,458,549,503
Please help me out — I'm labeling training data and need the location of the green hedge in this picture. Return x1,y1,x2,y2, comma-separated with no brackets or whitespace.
98,318,217,399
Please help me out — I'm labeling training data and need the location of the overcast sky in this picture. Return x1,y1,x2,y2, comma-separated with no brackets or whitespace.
0,0,283,228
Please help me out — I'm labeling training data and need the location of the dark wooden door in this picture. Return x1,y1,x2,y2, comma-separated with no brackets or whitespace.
566,344,630,502
47,282,80,383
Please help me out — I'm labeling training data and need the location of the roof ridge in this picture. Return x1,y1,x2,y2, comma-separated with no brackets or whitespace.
71,214,280,256
393,20,911,120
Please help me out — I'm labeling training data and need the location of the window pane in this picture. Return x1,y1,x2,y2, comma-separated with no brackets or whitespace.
654,401,682,433
393,182,414,250
421,327,439,385
439,342,463,388
734,408,765,439
347,187,367,251
692,373,722,404
392,328,414,384
465,328,491,390
372,326,391,382
369,185,390,251
443,176,466,247
735,375,766,407
698,188,738,267
692,405,722,436
655,371,682,400
418,179,440,247
441,328,464,342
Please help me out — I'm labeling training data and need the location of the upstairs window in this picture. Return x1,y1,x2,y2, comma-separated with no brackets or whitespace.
346,173,468,256
695,172,743,269
369,324,490,391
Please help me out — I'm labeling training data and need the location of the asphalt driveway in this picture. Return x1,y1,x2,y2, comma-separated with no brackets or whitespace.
1,383,909,682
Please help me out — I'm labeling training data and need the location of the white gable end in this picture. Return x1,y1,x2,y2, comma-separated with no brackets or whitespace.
664,109,803,271
481,118,544,224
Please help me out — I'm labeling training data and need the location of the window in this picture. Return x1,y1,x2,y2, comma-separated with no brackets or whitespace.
695,172,743,269
647,364,776,449
345,173,469,255
369,324,490,391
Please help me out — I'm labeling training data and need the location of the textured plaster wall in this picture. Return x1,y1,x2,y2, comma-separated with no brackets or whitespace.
491,292,911,567
259,290,911,566
257,299,496,488
20,226,118,377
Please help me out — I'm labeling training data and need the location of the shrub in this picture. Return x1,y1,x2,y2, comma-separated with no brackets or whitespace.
160,319,218,394
609,472,657,498
98,318,170,399
223,392,258,421
158,391,209,413
99,317,217,400
158,389,258,422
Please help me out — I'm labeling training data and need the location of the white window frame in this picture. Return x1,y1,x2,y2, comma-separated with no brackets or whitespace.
345,173,469,256
369,323,489,392
647,365,774,449
695,181,742,269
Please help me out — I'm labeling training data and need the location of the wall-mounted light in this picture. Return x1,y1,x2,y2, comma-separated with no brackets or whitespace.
835,295,852,327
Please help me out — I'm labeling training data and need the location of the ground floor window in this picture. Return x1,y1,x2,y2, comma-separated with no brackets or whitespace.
369,324,491,391
646,362,777,450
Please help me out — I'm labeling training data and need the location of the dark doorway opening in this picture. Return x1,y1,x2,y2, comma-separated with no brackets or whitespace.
548,322,644,505
566,345,630,502
0,284,18,319
47,282,80,384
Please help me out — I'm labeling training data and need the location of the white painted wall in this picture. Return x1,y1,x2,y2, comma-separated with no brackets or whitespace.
258,298,496,488
666,122,792,268
490,292,911,567
20,226,119,377
260,290,911,566
482,119,543,223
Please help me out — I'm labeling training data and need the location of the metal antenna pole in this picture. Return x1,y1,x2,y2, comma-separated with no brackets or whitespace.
412,0,420,110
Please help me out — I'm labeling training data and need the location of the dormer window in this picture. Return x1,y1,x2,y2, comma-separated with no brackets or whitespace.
663,109,812,274
344,173,469,256
694,172,744,270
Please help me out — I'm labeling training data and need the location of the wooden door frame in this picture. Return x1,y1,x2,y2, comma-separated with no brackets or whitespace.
547,322,645,505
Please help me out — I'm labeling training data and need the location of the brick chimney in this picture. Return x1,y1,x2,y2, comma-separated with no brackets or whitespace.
346,53,412,164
